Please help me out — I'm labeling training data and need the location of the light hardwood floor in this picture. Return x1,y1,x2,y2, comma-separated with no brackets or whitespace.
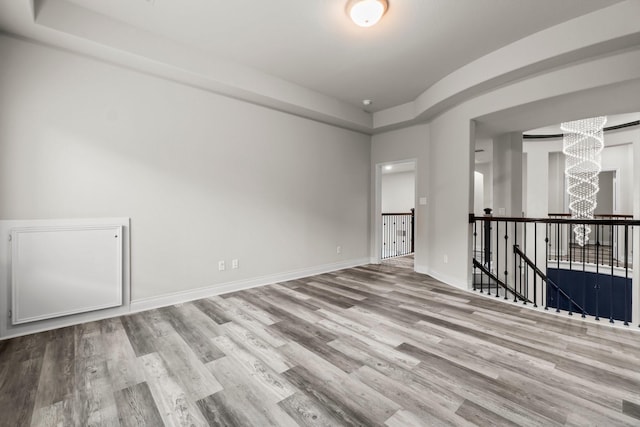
1,261,640,426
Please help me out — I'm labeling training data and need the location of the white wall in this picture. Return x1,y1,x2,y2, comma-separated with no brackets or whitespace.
371,124,428,269
0,36,371,304
474,162,492,213
473,172,484,215
533,132,638,216
595,171,614,215
602,143,634,215
381,172,415,213
548,152,565,213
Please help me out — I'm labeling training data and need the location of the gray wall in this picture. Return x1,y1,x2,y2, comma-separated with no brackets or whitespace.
371,124,429,269
0,36,371,302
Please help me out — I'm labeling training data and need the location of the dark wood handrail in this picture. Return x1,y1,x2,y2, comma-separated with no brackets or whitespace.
522,120,640,139
469,214,640,226
548,213,633,219
382,212,414,216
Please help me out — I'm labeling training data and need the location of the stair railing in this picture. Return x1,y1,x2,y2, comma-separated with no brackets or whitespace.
470,213,640,327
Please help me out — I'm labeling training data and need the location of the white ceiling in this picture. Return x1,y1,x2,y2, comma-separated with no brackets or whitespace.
0,0,628,131
60,0,618,111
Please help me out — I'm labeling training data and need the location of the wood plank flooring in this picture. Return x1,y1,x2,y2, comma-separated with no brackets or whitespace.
1,261,640,426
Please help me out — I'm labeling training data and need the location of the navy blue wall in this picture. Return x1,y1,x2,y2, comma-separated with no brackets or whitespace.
547,268,632,322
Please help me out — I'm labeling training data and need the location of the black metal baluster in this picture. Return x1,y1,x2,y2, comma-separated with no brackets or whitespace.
394,216,398,257
386,215,390,259
399,216,403,255
495,220,500,298
480,219,485,293
557,221,561,270
382,216,389,258
402,215,407,255
390,215,394,257
547,224,556,312
559,221,563,264
610,223,614,323
523,223,528,305
404,215,408,255
615,222,619,268
533,222,536,310
569,221,572,270
473,220,477,291
582,224,587,318
382,216,386,259
564,227,573,316
411,209,415,254
504,222,508,300
595,222,600,321
624,225,629,326
513,224,518,303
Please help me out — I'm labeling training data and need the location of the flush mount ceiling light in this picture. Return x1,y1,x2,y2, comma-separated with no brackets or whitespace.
347,0,388,27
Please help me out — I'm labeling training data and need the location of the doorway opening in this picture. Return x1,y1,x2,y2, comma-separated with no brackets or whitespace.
378,160,416,268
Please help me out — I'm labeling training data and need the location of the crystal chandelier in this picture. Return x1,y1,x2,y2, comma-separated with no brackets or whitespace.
561,116,607,246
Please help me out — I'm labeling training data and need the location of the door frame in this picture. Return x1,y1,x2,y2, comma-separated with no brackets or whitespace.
374,159,418,264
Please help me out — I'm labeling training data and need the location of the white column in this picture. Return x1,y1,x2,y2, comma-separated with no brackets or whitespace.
492,133,524,290
493,132,523,217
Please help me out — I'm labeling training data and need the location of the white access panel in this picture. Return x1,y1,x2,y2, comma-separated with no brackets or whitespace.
11,225,123,324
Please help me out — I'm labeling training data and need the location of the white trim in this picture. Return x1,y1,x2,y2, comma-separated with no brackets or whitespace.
373,158,418,265
422,267,468,290
0,306,131,341
0,256,370,340
130,257,370,313
414,264,429,275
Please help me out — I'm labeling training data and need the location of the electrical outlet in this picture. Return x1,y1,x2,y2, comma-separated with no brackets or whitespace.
336,246,341,254
443,254,448,264
218,260,225,271
232,259,239,269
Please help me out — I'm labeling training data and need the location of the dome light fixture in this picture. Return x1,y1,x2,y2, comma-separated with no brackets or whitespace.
347,0,388,27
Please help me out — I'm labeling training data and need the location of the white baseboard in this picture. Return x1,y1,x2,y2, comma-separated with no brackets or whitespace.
414,264,429,275
0,257,370,340
0,305,131,341
130,257,371,313
420,267,468,290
